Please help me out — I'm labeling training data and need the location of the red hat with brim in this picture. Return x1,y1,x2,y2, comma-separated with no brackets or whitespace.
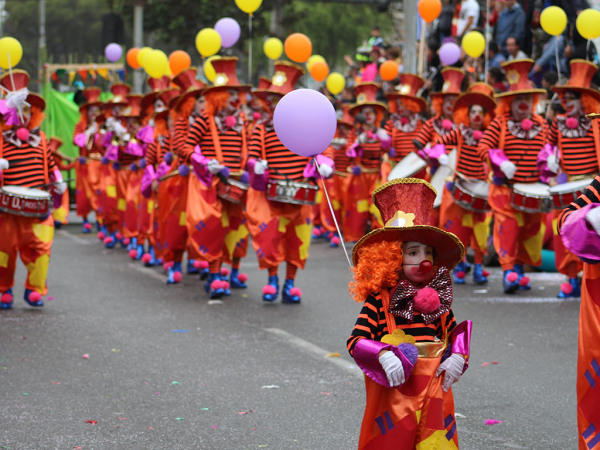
495,59,546,98
386,74,427,112
552,59,600,101
348,82,388,116
453,82,497,114
430,67,466,100
79,87,103,113
202,57,252,96
254,61,306,100
0,69,46,112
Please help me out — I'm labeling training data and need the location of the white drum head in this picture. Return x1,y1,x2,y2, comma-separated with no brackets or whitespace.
1,185,51,198
431,149,456,208
548,178,594,194
513,182,550,197
389,152,427,180
459,179,489,197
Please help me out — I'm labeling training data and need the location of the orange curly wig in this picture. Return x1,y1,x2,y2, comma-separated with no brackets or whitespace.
388,97,424,114
177,96,196,119
453,105,493,128
204,90,231,116
431,96,443,115
495,94,540,117
349,240,403,303
154,115,168,138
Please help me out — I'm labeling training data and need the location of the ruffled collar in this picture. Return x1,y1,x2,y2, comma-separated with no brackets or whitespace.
391,113,419,133
556,115,591,138
3,128,41,148
215,110,244,134
459,124,479,146
507,117,542,139
388,267,453,324
432,117,456,137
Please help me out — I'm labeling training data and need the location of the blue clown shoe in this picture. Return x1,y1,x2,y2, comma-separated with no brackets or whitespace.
503,270,520,294
230,268,248,289
167,262,183,285
127,237,137,252
82,220,92,234
452,262,467,284
24,289,44,307
262,275,279,302
282,279,302,304
0,288,14,310
558,278,581,299
199,267,209,280
205,273,226,298
220,272,231,296
54,221,63,229
464,261,472,274
187,259,200,275
135,244,144,260
144,246,157,267
104,233,117,249
472,264,488,285
514,264,531,290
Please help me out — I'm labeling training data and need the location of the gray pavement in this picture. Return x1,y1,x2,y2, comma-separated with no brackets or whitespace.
0,217,580,449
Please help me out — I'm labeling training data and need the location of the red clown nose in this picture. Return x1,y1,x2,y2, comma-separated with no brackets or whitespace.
420,260,433,274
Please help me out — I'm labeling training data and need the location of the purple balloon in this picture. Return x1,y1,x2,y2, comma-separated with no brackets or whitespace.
105,43,123,63
273,89,337,158
439,42,461,66
215,18,241,49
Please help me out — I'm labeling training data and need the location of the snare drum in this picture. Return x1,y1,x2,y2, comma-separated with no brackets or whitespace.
388,151,427,181
511,183,552,213
0,185,52,218
266,180,319,205
430,149,456,208
548,178,594,210
217,178,249,205
451,179,490,213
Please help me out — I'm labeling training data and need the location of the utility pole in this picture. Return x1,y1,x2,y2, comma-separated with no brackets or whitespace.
133,1,143,93
38,0,46,93
404,0,417,73
268,0,284,77
0,0,5,39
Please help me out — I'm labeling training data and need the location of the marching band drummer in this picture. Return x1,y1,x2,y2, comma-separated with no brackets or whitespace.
477,59,549,294
0,69,67,309
538,60,600,299
434,83,497,285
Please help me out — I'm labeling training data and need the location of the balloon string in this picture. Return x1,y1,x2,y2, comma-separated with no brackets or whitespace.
313,157,353,267
248,15,253,83
7,53,24,124
555,38,561,83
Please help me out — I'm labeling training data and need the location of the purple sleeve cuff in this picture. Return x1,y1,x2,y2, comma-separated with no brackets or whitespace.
489,148,509,179
561,204,600,261
352,338,416,388
303,161,317,178
105,143,119,161
449,320,472,373
346,142,361,158
136,125,155,144
141,166,156,198
74,133,87,148
191,153,212,188
316,154,335,171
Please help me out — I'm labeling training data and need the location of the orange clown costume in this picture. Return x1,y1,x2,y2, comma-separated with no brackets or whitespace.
181,57,252,298
246,61,317,303
49,137,75,226
0,70,67,309
476,59,548,294
344,83,390,242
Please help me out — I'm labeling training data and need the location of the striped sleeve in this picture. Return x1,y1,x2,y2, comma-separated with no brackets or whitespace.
384,119,393,137
174,118,191,163
436,309,456,340
414,120,434,147
439,128,458,146
54,156,75,171
248,125,263,161
558,175,600,234
347,294,385,356
146,140,159,166
476,117,501,159
547,120,559,146
73,120,85,144
182,115,209,163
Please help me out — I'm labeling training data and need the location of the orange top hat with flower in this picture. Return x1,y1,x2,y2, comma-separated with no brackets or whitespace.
154,88,182,122
352,178,464,269
254,61,306,100
256,76,271,91
430,68,465,99
552,59,600,101
203,57,252,95
107,83,131,108
496,59,546,98
453,82,497,113
386,73,427,112
79,87,103,112
148,76,171,92
172,67,204,110
120,94,143,117
0,69,45,111
349,82,388,116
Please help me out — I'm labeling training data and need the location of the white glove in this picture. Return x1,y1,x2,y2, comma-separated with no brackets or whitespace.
85,122,98,137
585,206,600,236
54,181,68,195
379,351,405,387
121,133,131,143
318,163,333,178
358,132,368,144
438,153,449,166
0,158,8,171
376,128,389,142
500,160,517,180
207,159,223,175
254,159,268,175
436,354,465,392
547,154,559,173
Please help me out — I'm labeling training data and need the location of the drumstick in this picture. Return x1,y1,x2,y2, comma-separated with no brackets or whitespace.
30,178,75,189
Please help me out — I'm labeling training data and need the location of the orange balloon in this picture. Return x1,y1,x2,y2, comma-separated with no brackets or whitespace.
126,48,140,69
310,61,329,82
379,60,399,81
169,50,192,76
284,33,312,63
418,0,442,23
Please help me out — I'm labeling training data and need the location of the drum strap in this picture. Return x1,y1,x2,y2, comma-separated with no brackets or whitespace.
591,120,600,171
0,131,3,187
41,132,50,186
207,115,225,164
260,125,267,161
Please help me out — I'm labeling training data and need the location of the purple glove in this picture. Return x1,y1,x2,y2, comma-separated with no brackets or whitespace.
74,132,87,148
191,152,212,187
136,125,155,144
537,144,560,184
105,143,119,161
125,140,144,157
247,158,269,192
447,320,472,373
562,203,600,262
489,148,516,180
101,131,114,147
141,165,156,198
346,142,362,158
352,338,418,388
156,161,171,180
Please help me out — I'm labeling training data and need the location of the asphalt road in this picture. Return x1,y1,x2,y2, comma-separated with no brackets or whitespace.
0,217,580,450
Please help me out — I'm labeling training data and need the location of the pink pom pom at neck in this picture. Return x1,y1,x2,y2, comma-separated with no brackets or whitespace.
520,119,533,131
413,286,440,313
566,117,579,129
16,127,29,143
561,282,573,294
252,112,261,121
400,117,409,125
442,119,453,131
225,115,237,128
472,130,483,141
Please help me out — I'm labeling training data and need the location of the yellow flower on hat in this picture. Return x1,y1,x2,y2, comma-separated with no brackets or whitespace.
385,210,415,228
506,70,520,85
271,71,288,87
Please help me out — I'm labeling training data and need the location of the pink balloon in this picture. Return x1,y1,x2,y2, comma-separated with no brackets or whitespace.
273,89,337,157
215,18,241,49
105,43,123,62
439,42,460,66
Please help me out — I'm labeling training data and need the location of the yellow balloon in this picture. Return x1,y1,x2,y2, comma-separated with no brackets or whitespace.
307,55,325,71
144,49,169,79
462,31,485,58
326,72,345,95
235,0,263,14
137,46,152,68
577,8,600,40
263,37,283,60
540,6,567,36
0,37,23,69
196,28,222,57
203,56,221,82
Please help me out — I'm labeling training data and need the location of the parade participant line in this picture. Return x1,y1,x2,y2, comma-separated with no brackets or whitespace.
263,327,362,379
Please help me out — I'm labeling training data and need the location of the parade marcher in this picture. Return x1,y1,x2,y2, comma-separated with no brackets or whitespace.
538,59,600,298
181,57,252,298
72,87,104,233
347,178,471,449
434,83,497,285
246,61,323,303
557,175,600,450
345,82,390,242
477,59,548,294
0,69,67,309
49,137,76,227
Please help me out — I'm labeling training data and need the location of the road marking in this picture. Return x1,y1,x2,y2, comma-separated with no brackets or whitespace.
128,263,168,282
476,296,579,303
56,229,91,245
263,327,362,379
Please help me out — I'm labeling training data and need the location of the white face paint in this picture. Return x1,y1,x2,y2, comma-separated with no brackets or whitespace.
22,104,31,125
154,99,166,113
510,94,533,121
362,106,377,125
469,105,485,129
194,96,205,115
112,105,124,117
563,91,582,117
227,89,240,112
88,105,101,122
396,99,410,117
443,95,457,117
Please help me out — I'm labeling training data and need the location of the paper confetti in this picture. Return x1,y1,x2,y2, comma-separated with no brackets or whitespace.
473,289,488,294
154,392,160,395
238,410,256,415
482,361,499,367
82,354,89,359
84,420,98,425
176,418,185,420
208,300,223,305
325,352,341,358
262,385,279,389
212,425,217,429
22,393,30,396
485,419,503,425
201,408,210,411
172,381,180,385
320,392,331,395
47,296,54,300
172,330,190,333
117,417,128,420
242,294,248,298
51,382,61,384
111,349,120,353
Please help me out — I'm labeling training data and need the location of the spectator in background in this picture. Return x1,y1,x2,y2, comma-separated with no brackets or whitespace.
530,33,569,86
495,0,526,55
456,0,480,37
436,0,456,42
489,41,506,68
541,71,558,93
488,67,508,92
368,26,384,50
506,36,528,60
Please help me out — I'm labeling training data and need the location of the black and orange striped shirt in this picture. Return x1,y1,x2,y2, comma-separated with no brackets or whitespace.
323,127,356,173
1,136,58,188
146,135,171,167
557,175,600,233
547,117,599,176
73,120,103,157
384,118,423,161
358,141,384,169
347,291,456,356
182,114,246,171
248,124,309,181
477,113,548,184
439,127,487,180
52,154,75,171
118,145,138,166
414,116,455,149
